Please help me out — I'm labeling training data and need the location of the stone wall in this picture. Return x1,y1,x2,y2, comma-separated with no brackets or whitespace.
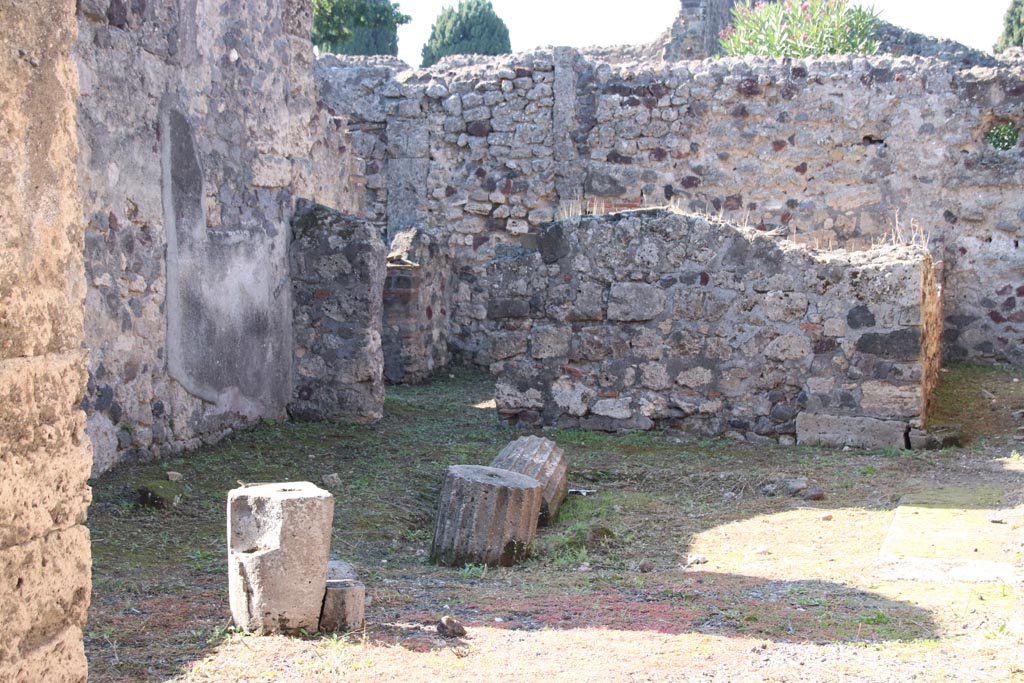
289,202,385,421
488,210,939,448
317,50,1024,367
1,1,92,680
75,0,361,474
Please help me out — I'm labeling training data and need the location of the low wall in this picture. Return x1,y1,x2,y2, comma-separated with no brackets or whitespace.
488,210,940,448
1,1,92,680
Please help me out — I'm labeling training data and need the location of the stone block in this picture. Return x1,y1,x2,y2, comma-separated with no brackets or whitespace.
0,355,92,549
764,333,813,363
855,329,921,360
319,580,365,632
531,325,571,359
608,282,666,321
228,482,334,634
0,526,91,680
860,381,923,418
796,412,908,449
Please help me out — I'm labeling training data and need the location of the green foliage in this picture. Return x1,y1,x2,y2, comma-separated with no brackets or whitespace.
459,563,488,579
719,0,879,58
421,0,511,68
986,122,1019,150
312,0,410,56
995,0,1024,52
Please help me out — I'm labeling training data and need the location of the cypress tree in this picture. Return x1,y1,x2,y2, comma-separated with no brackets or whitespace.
421,0,511,68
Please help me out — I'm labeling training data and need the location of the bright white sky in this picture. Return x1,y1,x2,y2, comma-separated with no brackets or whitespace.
395,0,1010,67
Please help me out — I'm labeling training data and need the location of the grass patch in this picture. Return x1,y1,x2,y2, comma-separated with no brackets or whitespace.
927,363,1024,442
85,365,1024,682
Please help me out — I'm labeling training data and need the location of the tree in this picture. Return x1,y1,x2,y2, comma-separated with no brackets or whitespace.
312,0,410,56
995,0,1024,52
421,0,511,68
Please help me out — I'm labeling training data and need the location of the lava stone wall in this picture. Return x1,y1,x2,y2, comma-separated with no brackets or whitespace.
1,1,92,679
75,0,362,474
317,50,1024,369
289,202,385,422
488,210,940,448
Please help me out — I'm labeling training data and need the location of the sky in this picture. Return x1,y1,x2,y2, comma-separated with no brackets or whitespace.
394,0,1011,67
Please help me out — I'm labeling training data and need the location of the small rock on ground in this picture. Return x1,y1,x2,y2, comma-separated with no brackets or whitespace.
437,614,466,638
800,485,825,500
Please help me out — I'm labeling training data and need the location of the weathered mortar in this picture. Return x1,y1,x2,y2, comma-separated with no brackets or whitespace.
317,46,1024,368
1,1,92,680
488,209,939,447
75,0,362,474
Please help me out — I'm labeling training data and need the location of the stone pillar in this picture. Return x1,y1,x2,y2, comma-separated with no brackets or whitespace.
228,482,334,634
289,200,385,422
382,226,451,384
0,2,92,681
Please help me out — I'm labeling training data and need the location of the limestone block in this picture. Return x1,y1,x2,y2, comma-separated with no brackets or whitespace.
228,482,334,634
431,465,542,567
796,412,908,449
0,526,91,680
4,624,87,683
764,333,813,363
860,381,923,418
551,377,593,416
319,580,365,632
592,397,633,419
490,436,570,524
530,325,571,359
0,354,92,549
607,282,666,321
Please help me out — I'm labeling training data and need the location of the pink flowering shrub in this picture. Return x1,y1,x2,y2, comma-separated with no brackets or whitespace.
719,0,879,57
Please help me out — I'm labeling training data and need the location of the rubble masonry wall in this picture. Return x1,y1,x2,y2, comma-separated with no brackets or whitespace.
487,210,940,447
317,50,1024,375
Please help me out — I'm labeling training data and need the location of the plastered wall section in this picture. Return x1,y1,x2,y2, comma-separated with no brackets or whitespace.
0,1,92,681
317,51,1024,367
75,0,361,475
487,210,938,448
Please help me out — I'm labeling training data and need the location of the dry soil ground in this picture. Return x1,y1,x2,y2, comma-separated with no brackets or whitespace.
85,364,1024,682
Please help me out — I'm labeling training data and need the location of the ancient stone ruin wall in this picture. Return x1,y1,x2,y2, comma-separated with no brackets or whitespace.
289,202,385,421
383,227,452,383
1,1,92,680
316,51,1024,369
75,0,362,474
489,210,939,448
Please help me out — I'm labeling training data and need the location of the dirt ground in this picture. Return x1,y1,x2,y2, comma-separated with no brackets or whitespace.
85,365,1024,682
